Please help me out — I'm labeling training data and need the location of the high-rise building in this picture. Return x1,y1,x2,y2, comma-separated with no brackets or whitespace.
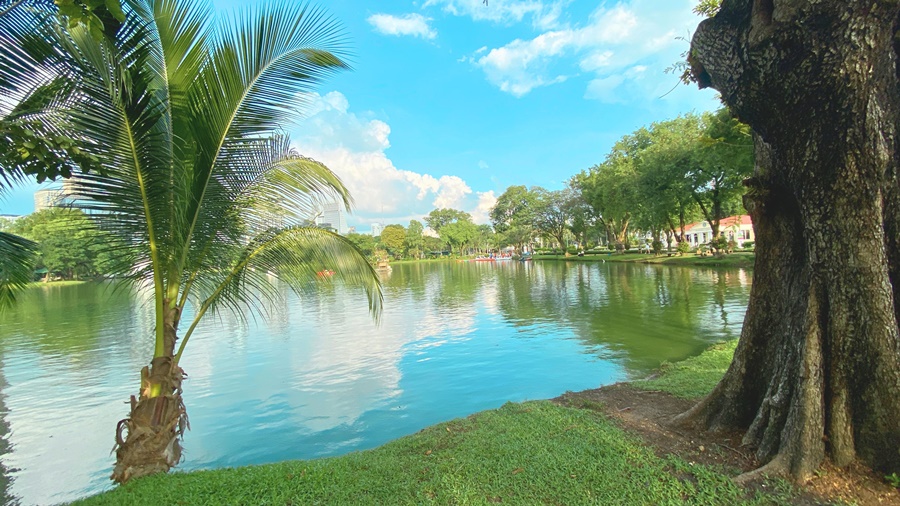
371,222,384,237
34,188,66,211
314,200,348,235
33,177,90,213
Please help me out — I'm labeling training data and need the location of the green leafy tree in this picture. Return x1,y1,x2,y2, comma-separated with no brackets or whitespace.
379,224,406,259
424,208,469,234
533,188,574,251
0,0,382,482
576,129,648,250
346,232,377,259
472,223,495,254
422,235,444,254
0,0,126,38
634,115,703,246
425,208,472,252
688,109,753,240
490,185,539,250
441,218,477,254
405,219,424,258
10,208,112,279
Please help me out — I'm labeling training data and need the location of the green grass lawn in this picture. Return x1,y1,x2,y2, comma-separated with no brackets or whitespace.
74,339,799,506
633,340,738,398
533,252,755,269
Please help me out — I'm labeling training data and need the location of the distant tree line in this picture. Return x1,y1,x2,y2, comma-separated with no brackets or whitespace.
0,208,113,280
359,108,752,260
490,108,753,254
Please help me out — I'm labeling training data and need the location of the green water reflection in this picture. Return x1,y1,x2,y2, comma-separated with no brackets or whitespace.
0,261,749,505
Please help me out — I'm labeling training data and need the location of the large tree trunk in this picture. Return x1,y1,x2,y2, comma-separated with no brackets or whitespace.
678,0,900,479
111,300,188,483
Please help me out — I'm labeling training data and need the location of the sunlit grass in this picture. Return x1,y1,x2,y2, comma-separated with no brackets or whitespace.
634,340,738,399
534,252,755,268
26,279,88,288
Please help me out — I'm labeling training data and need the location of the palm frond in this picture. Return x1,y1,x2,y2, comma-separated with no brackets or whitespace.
174,225,382,364
0,231,37,310
3,0,377,361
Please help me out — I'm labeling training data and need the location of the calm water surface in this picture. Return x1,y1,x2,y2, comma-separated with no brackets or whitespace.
0,261,751,505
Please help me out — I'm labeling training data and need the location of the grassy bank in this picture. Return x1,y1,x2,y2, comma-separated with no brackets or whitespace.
533,252,755,269
26,279,88,288
74,340,802,506
634,340,739,398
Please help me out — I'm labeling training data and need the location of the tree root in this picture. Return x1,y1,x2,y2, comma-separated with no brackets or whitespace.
733,453,788,485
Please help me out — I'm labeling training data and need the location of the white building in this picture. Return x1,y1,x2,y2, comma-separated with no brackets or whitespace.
33,188,67,211
370,222,384,237
315,200,348,235
683,215,754,247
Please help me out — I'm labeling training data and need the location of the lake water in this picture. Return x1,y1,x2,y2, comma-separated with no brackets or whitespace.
0,261,751,505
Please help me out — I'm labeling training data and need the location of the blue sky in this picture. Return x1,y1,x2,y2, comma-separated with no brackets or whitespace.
0,0,721,232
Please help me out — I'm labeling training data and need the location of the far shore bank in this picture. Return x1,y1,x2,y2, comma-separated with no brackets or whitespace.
25,279,89,288
533,251,756,269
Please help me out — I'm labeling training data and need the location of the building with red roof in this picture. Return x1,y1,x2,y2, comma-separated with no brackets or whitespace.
682,214,754,247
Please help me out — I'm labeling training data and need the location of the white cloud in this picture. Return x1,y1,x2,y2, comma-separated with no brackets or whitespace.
367,13,437,39
584,74,625,103
424,0,565,29
291,92,490,229
469,0,701,101
471,191,498,224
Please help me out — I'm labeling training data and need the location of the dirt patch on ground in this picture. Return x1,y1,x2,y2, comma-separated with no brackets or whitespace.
554,383,900,506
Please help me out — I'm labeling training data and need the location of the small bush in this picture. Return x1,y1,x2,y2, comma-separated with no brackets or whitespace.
651,240,663,255
710,235,729,252
676,241,691,255
743,241,755,249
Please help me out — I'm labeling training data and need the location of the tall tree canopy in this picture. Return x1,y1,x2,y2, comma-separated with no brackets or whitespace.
379,224,406,258
8,208,113,279
680,0,900,479
577,129,648,249
490,185,539,250
424,208,470,234
533,188,574,251
0,0,382,482
405,219,424,258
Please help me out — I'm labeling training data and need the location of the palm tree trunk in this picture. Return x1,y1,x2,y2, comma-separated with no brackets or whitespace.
112,303,188,483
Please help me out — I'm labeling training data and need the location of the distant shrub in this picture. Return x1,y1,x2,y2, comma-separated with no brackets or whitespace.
566,246,578,256
651,240,663,255
676,241,691,255
743,241,755,249
710,236,729,252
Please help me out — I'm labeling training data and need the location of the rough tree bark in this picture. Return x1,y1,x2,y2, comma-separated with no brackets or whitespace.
677,0,900,479
111,299,188,483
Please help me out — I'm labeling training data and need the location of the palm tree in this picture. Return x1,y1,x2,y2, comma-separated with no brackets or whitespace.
0,0,382,483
